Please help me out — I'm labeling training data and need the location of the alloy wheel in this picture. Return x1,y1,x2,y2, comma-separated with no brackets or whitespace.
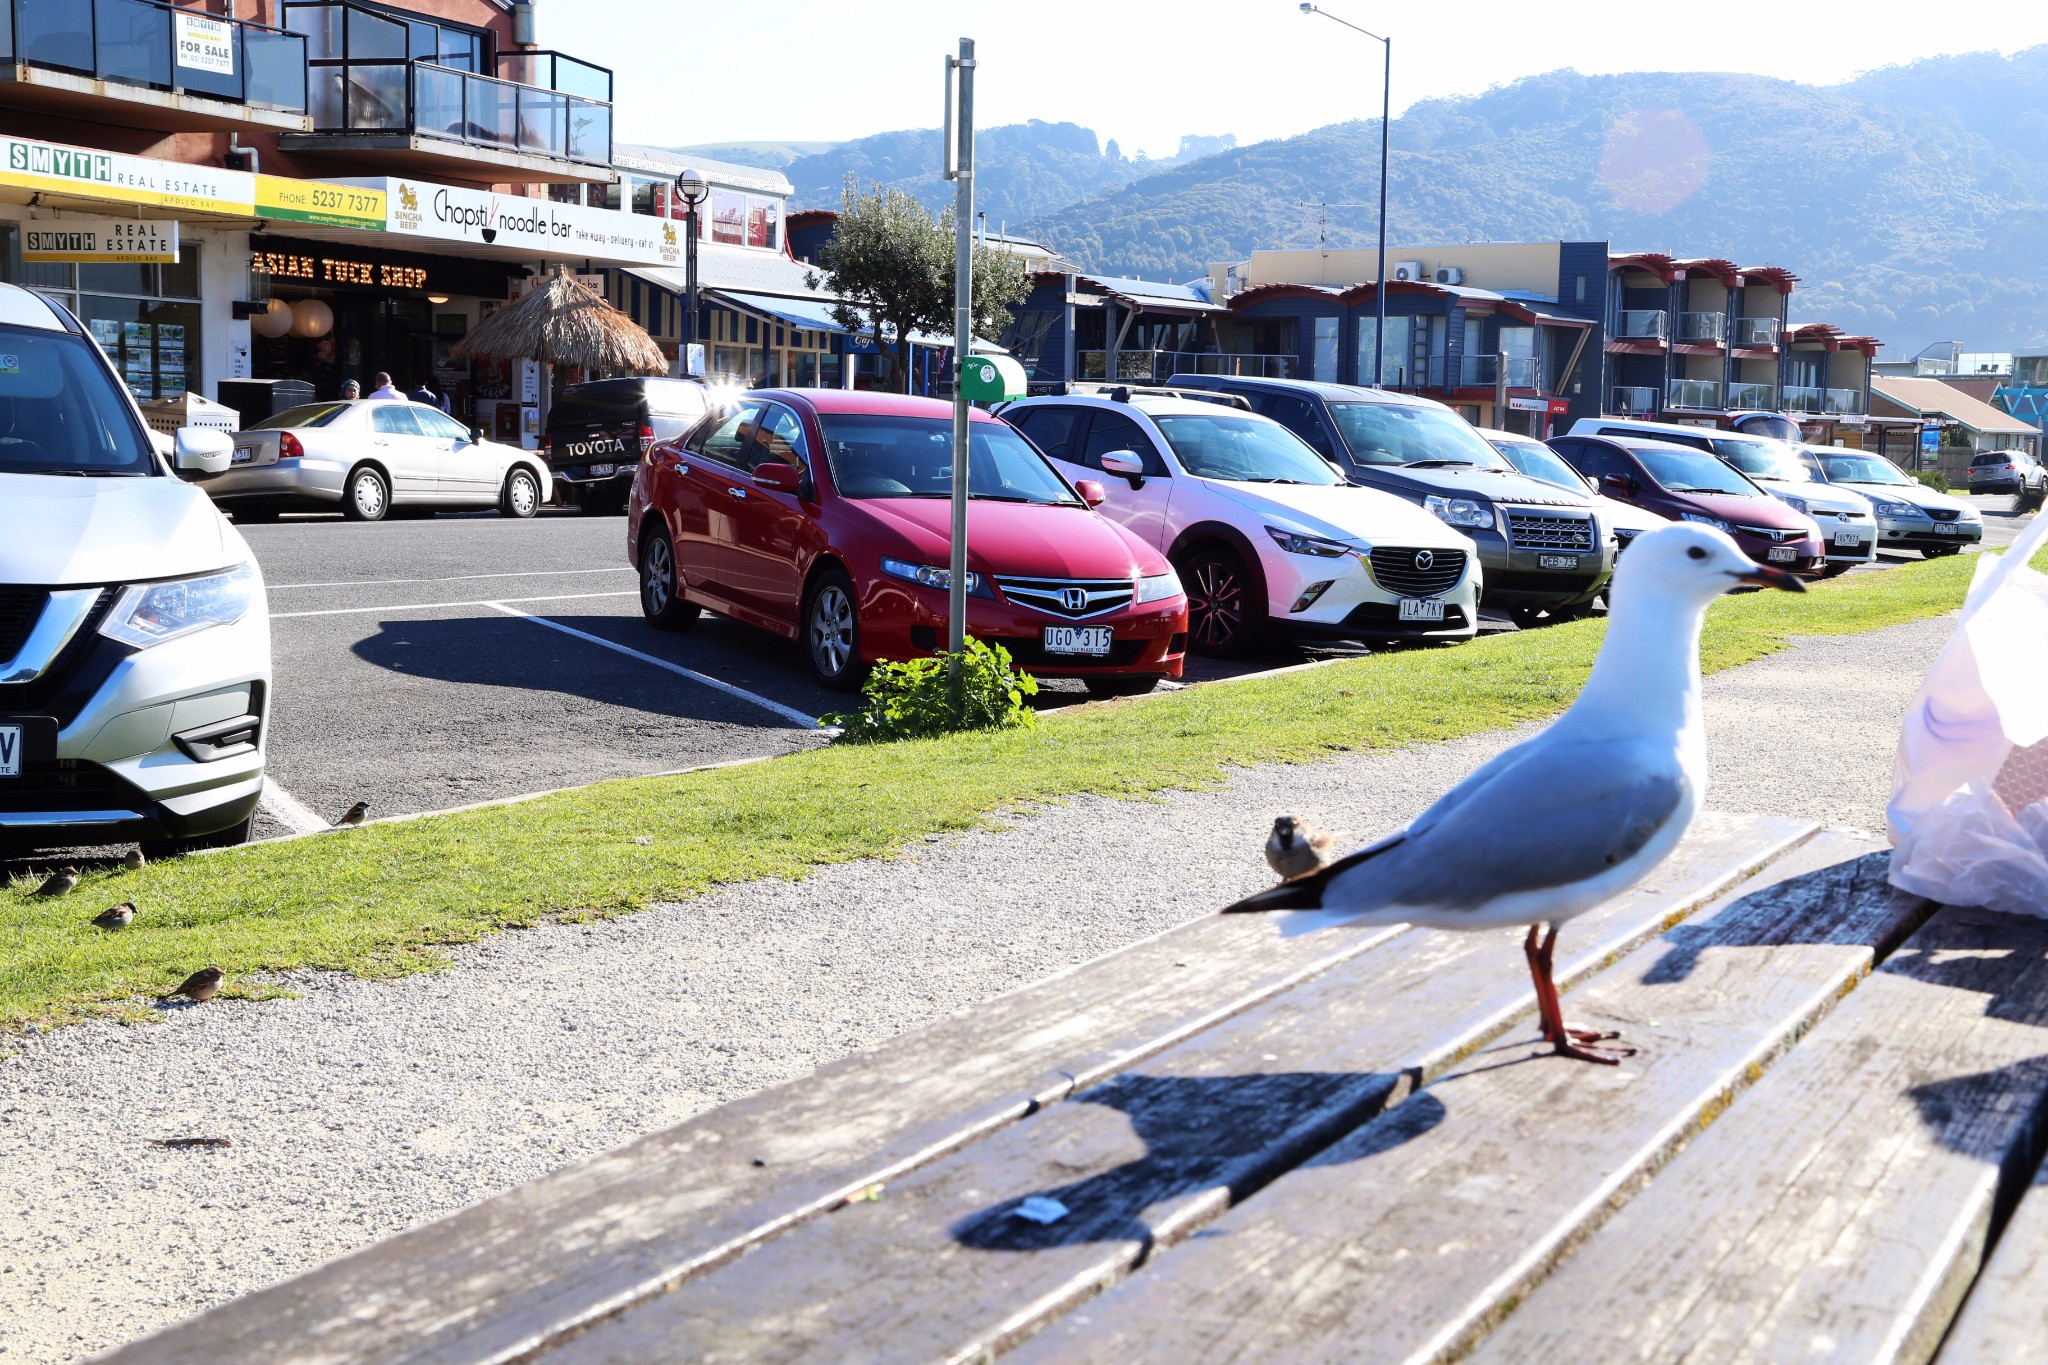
810,584,855,677
643,535,673,615
1188,559,1243,649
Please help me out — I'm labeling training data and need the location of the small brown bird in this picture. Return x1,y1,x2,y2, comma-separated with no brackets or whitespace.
163,967,223,1004
1265,815,1336,882
121,848,146,871
35,868,77,897
334,800,369,829
92,902,135,930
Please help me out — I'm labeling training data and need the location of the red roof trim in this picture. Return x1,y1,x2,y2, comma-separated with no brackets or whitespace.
1738,265,1799,293
1609,252,1677,284
1673,257,1741,287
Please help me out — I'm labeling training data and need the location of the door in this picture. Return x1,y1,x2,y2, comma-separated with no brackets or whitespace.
1075,410,1175,549
415,405,494,501
367,403,438,501
720,401,812,628
673,401,765,603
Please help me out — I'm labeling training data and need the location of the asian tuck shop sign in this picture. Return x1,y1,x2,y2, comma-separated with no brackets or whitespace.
23,219,179,264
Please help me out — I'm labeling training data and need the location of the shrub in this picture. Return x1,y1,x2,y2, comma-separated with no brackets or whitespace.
825,637,1038,743
1914,469,1951,492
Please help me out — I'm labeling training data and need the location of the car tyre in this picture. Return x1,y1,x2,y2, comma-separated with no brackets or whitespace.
803,566,867,692
638,523,701,630
1926,544,1964,557
1083,676,1159,699
500,466,541,519
140,813,252,862
342,465,390,522
1177,545,1262,658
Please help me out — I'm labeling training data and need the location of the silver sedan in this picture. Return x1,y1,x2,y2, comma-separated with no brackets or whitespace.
206,399,552,523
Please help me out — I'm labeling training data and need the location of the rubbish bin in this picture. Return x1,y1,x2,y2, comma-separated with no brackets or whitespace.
216,379,315,428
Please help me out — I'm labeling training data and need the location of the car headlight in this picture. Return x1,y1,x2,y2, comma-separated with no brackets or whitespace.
99,563,260,649
1680,512,1732,531
1782,495,1808,515
1424,495,1494,530
1264,525,1353,557
1135,571,1183,603
879,557,991,598
1957,505,1983,522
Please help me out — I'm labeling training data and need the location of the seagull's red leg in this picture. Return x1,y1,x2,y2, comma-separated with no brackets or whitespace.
1525,924,1564,1044
1536,923,1635,1064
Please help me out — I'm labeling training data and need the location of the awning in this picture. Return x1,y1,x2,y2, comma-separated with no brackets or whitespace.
712,289,849,334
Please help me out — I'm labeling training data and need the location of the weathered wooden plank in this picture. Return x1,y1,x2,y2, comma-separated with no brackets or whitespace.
106,812,1811,1365
1460,903,2048,1365
1005,833,1927,1365
1932,1138,2048,1361
538,820,1838,1364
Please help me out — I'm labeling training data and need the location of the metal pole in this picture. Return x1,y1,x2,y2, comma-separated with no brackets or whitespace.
684,206,699,374
947,38,975,657
1375,34,1389,388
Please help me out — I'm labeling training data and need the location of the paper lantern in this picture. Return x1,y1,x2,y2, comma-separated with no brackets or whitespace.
250,298,293,339
289,298,334,339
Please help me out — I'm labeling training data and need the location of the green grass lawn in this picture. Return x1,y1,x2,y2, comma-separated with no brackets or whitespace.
0,549,1988,1032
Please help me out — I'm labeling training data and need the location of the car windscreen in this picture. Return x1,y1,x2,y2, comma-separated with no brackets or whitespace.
1821,454,1914,486
1494,439,1591,491
0,326,156,476
248,403,351,430
1971,453,2013,466
1151,413,1342,484
1734,413,1802,442
816,413,1081,504
1710,436,1810,482
1635,446,1764,496
1326,402,1504,468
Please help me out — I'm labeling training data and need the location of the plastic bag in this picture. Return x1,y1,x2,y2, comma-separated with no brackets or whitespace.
1889,510,2048,916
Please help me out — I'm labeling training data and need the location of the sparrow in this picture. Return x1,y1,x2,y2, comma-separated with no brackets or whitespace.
35,868,77,897
1265,816,1335,881
121,848,146,871
334,800,370,829
92,902,135,930
163,967,223,1003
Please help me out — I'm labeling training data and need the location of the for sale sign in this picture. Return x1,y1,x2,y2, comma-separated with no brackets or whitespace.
175,14,234,77
23,218,180,263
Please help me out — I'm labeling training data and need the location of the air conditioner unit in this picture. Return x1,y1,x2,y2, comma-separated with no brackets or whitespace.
1391,261,1426,283
1434,266,1464,285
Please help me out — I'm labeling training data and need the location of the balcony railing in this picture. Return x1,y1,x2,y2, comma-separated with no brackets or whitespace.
1677,312,1726,343
1078,350,1298,381
285,2,611,166
1613,386,1660,414
1734,317,1780,347
1784,386,1823,414
1613,310,1668,341
1728,382,1775,409
1458,355,1540,388
0,0,307,112
1824,387,1862,415
1667,378,1723,410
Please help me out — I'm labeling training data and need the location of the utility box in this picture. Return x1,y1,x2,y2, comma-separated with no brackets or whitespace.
216,378,314,428
958,353,1027,403
139,392,239,437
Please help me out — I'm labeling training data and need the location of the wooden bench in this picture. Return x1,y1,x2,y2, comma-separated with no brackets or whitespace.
107,811,2048,1364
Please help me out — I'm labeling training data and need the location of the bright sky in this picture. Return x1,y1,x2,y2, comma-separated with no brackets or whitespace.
579,0,2048,159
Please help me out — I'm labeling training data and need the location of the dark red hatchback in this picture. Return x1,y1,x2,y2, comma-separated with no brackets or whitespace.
1549,434,1825,576
626,390,1188,694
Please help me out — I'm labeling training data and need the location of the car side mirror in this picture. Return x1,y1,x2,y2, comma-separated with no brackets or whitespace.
468,426,484,444
753,461,802,494
1074,479,1107,508
172,427,233,479
1098,449,1146,488
1600,472,1636,497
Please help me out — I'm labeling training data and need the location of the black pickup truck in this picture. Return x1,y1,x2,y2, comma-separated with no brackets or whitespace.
542,377,711,514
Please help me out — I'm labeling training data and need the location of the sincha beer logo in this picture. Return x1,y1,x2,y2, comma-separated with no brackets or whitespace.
398,183,418,212
662,222,676,246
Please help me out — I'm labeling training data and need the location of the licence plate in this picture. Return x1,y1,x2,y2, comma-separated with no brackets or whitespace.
1833,530,1863,547
1398,598,1445,622
1767,546,1798,562
1936,523,1959,535
1538,554,1578,570
0,723,18,777
588,463,616,478
1043,625,1112,656
231,446,255,464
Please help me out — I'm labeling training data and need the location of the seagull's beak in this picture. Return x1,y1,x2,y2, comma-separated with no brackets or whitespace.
1732,564,1807,592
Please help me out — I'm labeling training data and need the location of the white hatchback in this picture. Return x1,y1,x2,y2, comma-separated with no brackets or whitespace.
0,284,270,855
1000,390,1480,655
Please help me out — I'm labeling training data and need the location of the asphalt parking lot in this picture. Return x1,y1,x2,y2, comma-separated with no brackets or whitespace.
122,488,2048,844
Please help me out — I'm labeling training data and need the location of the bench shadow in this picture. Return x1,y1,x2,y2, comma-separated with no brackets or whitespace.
1640,851,1915,984
950,1070,1442,1256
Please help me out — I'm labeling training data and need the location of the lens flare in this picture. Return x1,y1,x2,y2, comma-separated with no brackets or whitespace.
1599,109,1710,215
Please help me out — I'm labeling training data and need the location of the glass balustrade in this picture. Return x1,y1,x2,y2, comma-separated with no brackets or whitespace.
0,0,306,114
1677,312,1726,343
1612,385,1660,413
1613,311,1668,340
1667,378,1722,409
1728,382,1775,409
1734,317,1780,346
1783,386,1824,414
1824,387,1862,415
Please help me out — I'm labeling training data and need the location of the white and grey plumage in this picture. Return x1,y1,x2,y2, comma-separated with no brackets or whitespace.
1226,523,1805,1062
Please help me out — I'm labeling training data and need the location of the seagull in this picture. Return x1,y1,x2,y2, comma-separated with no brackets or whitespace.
92,902,135,930
1266,815,1336,881
163,967,223,1004
1224,524,1804,1063
333,800,369,829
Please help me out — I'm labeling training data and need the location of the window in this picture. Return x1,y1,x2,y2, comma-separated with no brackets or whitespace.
1311,316,1340,381
690,401,764,466
1358,315,1412,386
0,326,156,475
1256,395,1334,459
1003,309,1056,361
371,405,423,436
1080,411,1167,475
711,191,746,245
1557,440,1630,483
548,183,582,205
11,226,205,403
755,403,811,470
1150,414,1341,484
1575,275,1587,303
1010,406,1085,460
1326,402,1504,467
631,178,661,217
417,408,472,440
815,413,1081,504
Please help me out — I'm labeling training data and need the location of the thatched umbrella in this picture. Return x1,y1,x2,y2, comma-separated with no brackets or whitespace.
454,265,668,376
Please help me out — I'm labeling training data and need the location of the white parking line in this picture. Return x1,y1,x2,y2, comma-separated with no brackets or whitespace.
259,777,330,835
270,567,635,590
270,590,636,619
486,601,826,730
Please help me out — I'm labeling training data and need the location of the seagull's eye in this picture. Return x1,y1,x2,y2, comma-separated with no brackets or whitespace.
1687,546,1709,560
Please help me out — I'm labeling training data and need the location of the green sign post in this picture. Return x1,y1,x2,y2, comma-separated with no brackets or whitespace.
958,353,1026,403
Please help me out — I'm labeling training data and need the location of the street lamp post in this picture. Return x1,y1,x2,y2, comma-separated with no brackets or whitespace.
1301,4,1390,388
673,167,709,379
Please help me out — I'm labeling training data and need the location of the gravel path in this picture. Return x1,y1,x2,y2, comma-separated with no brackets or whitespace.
0,614,1951,1362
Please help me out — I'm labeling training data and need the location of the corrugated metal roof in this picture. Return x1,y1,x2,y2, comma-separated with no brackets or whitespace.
1080,274,1227,312
610,144,792,195
630,243,826,299
711,291,847,333
1871,376,2038,435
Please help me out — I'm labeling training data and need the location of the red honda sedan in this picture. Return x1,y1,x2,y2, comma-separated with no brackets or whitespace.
626,389,1188,694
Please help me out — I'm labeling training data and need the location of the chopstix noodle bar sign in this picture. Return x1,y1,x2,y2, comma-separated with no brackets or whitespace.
23,219,179,263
